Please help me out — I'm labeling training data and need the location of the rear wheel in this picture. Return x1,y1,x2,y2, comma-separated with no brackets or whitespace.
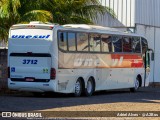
74,79,82,97
130,77,140,92
85,78,95,96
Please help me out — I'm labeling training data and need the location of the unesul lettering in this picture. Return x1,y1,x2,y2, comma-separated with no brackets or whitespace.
11,35,50,39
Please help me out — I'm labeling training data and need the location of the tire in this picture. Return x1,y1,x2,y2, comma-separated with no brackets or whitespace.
85,78,95,96
74,79,82,97
130,77,140,92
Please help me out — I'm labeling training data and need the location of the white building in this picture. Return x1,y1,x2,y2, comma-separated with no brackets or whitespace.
98,0,160,85
135,0,160,85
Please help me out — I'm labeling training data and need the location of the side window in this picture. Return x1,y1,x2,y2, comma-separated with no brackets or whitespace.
132,37,141,53
112,36,122,52
142,37,148,53
123,37,132,52
89,34,101,52
77,33,89,51
101,34,112,52
58,32,67,51
68,32,76,51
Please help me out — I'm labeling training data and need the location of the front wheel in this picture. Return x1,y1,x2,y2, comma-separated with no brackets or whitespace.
130,77,140,92
74,79,82,97
85,78,95,96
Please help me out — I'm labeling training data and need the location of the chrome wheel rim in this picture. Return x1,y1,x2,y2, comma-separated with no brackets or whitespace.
75,81,81,94
135,79,139,90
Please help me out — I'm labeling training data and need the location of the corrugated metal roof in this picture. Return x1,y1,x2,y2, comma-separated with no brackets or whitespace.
98,0,160,28
93,12,125,27
99,0,135,27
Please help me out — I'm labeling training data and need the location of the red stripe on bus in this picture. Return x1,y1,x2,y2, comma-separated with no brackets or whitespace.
131,62,144,68
111,54,142,59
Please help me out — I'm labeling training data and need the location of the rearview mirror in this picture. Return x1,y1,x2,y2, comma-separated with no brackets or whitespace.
148,48,154,61
151,52,154,61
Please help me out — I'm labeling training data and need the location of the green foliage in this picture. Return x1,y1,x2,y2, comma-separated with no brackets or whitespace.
0,0,116,42
0,0,52,42
40,0,114,24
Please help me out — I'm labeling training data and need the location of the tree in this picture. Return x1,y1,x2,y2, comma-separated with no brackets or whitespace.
0,0,53,42
0,0,115,42
40,0,115,24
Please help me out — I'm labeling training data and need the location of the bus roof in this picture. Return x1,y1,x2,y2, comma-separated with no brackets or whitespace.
63,24,119,32
61,24,145,38
10,21,58,30
10,21,146,38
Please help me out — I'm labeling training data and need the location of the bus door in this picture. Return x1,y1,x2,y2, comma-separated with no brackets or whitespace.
144,51,150,87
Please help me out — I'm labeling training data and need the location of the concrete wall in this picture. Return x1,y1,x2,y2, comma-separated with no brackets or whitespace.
136,24,160,84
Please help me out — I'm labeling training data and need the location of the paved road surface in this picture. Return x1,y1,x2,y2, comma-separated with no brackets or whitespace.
0,87,160,120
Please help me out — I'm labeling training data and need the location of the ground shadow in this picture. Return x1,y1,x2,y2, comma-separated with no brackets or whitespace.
0,87,160,112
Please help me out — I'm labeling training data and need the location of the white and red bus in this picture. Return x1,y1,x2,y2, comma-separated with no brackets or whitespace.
8,22,153,96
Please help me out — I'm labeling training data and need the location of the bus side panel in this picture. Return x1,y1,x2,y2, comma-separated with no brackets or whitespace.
57,51,145,93
56,69,96,93
104,68,134,90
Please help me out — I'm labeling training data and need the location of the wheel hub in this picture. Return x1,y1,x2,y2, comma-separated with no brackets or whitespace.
75,81,81,94
135,79,139,90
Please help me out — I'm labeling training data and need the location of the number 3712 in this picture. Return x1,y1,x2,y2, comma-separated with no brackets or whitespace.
23,59,38,64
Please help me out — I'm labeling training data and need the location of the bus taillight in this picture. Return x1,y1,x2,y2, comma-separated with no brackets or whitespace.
8,67,10,78
50,68,56,79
